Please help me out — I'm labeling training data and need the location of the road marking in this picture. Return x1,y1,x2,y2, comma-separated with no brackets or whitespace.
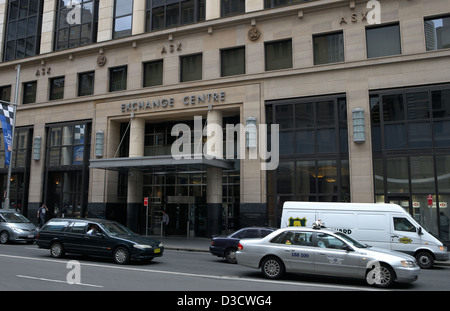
16,275,103,288
0,253,378,291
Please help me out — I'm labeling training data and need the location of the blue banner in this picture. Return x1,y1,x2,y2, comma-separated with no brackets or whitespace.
0,104,14,166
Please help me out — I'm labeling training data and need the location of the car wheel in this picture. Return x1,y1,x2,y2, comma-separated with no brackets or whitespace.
113,247,130,265
0,231,9,244
225,248,237,264
261,256,285,279
415,251,434,269
366,263,395,288
50,242,65,258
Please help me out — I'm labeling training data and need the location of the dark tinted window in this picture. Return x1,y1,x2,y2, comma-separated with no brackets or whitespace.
69,222,87,234
42,220,70,232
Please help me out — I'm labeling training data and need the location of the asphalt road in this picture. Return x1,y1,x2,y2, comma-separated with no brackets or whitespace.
0,242,449,292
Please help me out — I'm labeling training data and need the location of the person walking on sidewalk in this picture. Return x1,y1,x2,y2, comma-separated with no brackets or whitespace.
162,210,169,236
37,203,48,228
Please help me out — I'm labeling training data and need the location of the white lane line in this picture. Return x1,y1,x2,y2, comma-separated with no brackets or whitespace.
16,275,103,288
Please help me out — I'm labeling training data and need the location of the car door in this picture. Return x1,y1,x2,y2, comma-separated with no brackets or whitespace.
82,223,110,256
390,216,421,254
313,232,362,277
270,231,314,273
64,221,88,253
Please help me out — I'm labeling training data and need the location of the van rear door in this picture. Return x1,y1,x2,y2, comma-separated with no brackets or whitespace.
389,215,421,255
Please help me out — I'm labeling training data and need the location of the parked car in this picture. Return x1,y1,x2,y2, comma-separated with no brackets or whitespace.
0,210,37,244
236,224,420,288
210,227,276,263
36,218,164,264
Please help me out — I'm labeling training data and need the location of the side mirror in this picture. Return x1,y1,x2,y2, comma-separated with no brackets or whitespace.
342,244,354,252
418,227,423,235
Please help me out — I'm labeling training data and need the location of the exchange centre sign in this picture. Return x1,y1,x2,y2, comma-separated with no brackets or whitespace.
121,91,226,113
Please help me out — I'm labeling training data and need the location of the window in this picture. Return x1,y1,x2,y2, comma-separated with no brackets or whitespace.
143,60,163,87
78,71,95,96
69,222,87,234
55,0,99,51
3,0,43,61
146,0,205,32
221,0,245,17
180,54,202,82
425,15,450,51
114,0,133,39
266,95,350,216
316,233,346,249
313,32,344,65
393,217,416,232
270,231,314,246
265,39,293,71
371,84,450,239
366,23,401,58
109,66,127,92
23,81,37,104
0,86,12,102
47,123,89,166
264,0,306,9
221,47,245,77
49,77,65,100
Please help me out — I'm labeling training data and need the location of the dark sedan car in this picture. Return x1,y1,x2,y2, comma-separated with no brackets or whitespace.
36,218,163,264
210,227,275,263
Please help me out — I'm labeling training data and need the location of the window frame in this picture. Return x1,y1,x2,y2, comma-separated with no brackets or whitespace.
366,22,402,59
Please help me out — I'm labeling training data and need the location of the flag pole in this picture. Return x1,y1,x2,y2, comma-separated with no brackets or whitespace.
4,65,20,210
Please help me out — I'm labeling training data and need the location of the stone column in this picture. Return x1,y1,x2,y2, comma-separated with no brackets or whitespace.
132,0,146,35
205,109,223,236
127,117,145,231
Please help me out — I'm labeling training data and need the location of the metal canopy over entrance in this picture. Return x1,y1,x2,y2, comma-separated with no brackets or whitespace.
90,155,235,172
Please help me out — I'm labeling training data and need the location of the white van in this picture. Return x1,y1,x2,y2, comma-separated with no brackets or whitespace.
281,201,449,269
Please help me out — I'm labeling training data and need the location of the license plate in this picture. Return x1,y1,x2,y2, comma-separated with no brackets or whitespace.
28,234,34,238
154,248,160,253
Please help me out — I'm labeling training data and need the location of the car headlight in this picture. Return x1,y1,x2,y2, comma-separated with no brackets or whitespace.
159,242,164,248
13,228,24,233
439,245,447,252
133,244,152,249
400,260,416,268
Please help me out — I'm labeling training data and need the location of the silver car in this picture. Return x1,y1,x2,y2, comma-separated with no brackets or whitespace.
0,210,38,244
236,226,420,288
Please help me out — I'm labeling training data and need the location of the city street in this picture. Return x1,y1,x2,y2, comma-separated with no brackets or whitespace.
0,242,449,292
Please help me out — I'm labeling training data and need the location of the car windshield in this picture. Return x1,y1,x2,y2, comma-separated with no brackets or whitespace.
101,222,135,236
1,212,30,223
334,232,368,248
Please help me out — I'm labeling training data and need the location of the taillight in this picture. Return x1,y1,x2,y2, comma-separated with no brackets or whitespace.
36,233,39,240
238,243,243,250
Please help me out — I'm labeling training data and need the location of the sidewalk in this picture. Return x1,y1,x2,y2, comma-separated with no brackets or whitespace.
149,235,211,253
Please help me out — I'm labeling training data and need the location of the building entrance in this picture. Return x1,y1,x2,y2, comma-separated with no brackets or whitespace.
166,196,206,237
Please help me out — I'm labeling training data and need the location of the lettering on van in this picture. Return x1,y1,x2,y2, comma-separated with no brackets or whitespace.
289,217,307,227
329,227,353,235
398,237,413,244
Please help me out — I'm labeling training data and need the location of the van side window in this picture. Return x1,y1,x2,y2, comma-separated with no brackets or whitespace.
393,217,416,232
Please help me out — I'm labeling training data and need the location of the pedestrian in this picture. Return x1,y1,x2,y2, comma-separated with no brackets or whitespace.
162,210,169,236
37,203,48,228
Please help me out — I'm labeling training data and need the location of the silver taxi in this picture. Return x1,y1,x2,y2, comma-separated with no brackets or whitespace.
236,223,420,288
